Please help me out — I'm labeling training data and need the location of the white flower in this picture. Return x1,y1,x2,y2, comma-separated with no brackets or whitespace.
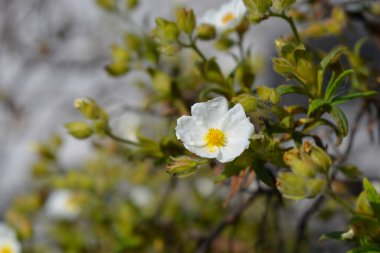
45,190,80,220
199,0,247,33
0,223,21,253
176,97,254,163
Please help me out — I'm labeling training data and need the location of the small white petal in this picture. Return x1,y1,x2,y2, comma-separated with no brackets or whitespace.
217,139,250,163
0,223,16,240
176,116,207,147
183,143,218,159
191,97,228,128
220,103,254,136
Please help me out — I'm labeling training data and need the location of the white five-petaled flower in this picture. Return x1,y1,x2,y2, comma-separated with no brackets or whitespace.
0,223,21,253
45,190,80,220
176,97,254,163
199,0,247,33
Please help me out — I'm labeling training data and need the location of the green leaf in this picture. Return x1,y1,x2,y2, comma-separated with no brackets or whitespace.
331,91,378,105
348,246,380,253
319,231,346,241
276,84,307,95
252,159,275,187
363,178,380,222
318,46,346,95
307,98,331,116
324,69,354,100
330,106,348,138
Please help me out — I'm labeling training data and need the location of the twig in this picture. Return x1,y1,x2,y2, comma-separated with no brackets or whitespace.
195,189,272,253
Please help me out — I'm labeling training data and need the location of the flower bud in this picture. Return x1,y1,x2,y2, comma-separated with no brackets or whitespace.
65,122,93,139
277,172,325,199
152,18,180,43
283,149,316,177
166,156,206,178
302,141,332,173
176,8,196,34
126,0,138,9
196,24,216,40
74,98,101,120
257,86,280,104
231,94,258,113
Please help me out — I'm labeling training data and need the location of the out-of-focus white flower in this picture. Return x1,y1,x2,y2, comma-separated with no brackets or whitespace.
0,223,16,240
195,177,215,197
199,0,247,32
45,190,80,220
0,223,21,253
129,186,153,207
176,97,254,163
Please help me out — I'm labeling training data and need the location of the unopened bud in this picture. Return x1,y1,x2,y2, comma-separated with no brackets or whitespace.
65,122,93,139
303,141,332,173
152,18,180,43
196,24,216,40
74,98,101,120
176,8,196,34
277,172,325,199
283,148,316,177
166,156,206,178
231,94,258,112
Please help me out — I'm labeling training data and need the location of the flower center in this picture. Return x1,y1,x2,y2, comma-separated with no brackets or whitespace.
0,245,13,253
65,196,78,212
205,128,226,152
221,12,236,24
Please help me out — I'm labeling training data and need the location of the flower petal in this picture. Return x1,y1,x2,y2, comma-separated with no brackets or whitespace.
176,115,207,147
183,144,218,159
220,103,254,139
191,97,228,128
216,139,250,163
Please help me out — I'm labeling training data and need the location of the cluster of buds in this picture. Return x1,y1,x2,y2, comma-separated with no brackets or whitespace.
277,141,332,199
65,98,108,139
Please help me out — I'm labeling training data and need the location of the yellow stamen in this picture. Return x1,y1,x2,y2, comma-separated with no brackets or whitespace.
65,196,78,211
0,245,13,253
205,128,226,152
221,12,236,24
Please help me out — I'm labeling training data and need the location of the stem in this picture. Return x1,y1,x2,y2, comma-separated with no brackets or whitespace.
268,11,301,44
105,129,139,146
178,35,207,62
325,173,355,215
327,190,355,215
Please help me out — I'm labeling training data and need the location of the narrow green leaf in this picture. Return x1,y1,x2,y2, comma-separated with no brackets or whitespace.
325,69,354,100
277,84,308,95
318,46,346,95
319,231,346,241
330,106,349,138
307,98,331,116
363,178,380,222
331,91,378,105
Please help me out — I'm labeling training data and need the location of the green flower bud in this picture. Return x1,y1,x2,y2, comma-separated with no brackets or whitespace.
257,85,280,104
65,122,93,139
277,172,326,199
283,149,316,177
151,70,172,96
356,191,374,216
152,18,180,43
111,45,130,62
74,98,101,120
166,156,206,178
96,0,116,11
196,24,216,40
302,141,332,173
176,8,196,34
124,33,140,51
93,119,107,135
231,94,258,112
126,0,138,9
106,61,129,76
214,36,234,51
